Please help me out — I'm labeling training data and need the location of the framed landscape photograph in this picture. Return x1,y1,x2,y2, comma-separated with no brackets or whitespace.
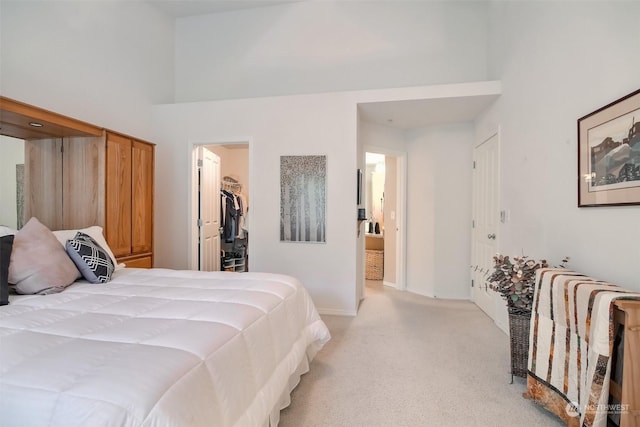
578,88,640,207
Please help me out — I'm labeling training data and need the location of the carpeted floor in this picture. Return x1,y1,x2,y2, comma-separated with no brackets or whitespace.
278,281,564,426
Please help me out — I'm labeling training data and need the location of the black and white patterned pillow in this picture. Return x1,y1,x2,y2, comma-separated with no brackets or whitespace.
66,232,115,284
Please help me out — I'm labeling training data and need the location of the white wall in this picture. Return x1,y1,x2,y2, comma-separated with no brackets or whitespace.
360,122,407,152
478,1,640,290
174,1,489,101
0,1,174,140
405,124,474,299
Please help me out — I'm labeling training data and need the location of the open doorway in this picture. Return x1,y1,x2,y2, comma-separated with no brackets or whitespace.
364,151,404,293
189,142,250,272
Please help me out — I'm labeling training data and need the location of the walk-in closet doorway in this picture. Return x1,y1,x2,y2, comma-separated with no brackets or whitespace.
189,141,250,272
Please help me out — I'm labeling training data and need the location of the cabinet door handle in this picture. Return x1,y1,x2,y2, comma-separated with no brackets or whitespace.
487,233,496,240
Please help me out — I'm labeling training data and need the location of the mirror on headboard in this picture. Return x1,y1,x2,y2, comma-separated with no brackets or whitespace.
0,135,25,229
0,97,103,230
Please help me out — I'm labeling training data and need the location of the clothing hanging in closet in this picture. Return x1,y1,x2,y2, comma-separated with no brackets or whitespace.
220,189,245,243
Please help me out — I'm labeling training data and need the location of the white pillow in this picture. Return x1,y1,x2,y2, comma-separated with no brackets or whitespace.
52,226,125,270
0,226,17,237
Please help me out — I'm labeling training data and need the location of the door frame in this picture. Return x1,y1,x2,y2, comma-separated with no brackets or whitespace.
362,145,407,293
187,139,252,271
471,128,501,325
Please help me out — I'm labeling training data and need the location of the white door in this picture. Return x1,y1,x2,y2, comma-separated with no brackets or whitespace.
199,147,221,271
471,134,499,318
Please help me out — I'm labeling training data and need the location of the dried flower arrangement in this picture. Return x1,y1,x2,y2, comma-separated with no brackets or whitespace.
485,254,569,316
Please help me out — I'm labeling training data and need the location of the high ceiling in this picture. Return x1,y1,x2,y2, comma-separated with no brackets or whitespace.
148,0,300,18
147,1,500,130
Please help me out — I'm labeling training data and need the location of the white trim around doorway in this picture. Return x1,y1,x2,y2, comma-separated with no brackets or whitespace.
364,145,407,291
187,138,253,271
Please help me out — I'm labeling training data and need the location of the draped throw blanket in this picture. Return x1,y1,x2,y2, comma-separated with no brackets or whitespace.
526,268,640,427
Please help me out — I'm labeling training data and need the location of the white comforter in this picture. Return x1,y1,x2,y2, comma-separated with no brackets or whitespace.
0,269,330,427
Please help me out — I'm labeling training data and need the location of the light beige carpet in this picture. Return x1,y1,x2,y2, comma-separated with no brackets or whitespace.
279,281,564,427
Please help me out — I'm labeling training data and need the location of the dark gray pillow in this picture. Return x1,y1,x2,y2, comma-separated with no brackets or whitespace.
66,232,114,284
1,234,14,305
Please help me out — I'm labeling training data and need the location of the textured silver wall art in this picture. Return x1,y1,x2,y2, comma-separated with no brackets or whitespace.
280,155,326,243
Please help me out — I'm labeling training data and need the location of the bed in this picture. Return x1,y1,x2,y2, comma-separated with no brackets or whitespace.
0,220,331,427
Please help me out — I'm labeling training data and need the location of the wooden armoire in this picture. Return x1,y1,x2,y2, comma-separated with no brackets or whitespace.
0,97,154,267
103,132,154,267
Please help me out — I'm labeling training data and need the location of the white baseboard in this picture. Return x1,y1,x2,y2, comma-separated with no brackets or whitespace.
405,287,472,301
404,287,434,298
495,317,509,334
317,307,357,317
382,281,396,289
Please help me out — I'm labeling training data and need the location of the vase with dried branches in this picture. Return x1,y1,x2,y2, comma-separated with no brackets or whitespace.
486,254,569,316
482,254,569,380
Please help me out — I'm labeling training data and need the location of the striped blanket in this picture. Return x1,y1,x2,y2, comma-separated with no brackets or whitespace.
525,268,640,427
